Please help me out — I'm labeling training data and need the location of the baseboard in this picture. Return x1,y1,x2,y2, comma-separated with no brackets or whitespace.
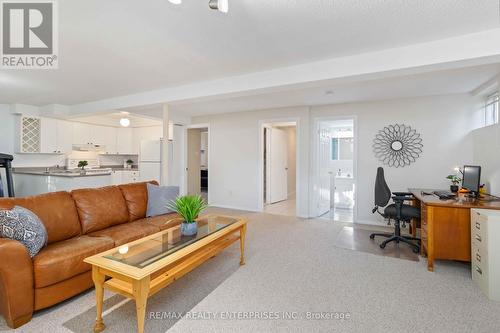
209,204,260,213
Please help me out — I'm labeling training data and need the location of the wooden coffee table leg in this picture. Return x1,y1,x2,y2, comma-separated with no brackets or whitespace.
133,276,150,333
92,266,106,333
240,224,247,265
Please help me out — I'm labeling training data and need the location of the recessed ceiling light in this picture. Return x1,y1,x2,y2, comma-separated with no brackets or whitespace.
209,0,229,13
120,118,130,127
168,0,182,4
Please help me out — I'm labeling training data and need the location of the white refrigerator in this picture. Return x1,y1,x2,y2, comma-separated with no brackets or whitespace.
139,134,182,186
139,139,163,183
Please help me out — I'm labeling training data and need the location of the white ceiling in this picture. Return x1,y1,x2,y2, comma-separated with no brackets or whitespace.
1,0,499,106
73,112,161,127
121,63,500,118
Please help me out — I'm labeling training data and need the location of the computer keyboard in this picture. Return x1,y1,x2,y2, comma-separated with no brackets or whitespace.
433,190,456,199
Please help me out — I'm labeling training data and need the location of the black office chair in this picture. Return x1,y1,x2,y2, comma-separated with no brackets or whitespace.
369,167,420,253
0,153,15,197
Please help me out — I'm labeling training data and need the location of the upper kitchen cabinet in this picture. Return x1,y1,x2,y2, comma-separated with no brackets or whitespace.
16,115,72,154
116,127,135,154
72,122,92,145
91,125,117,154
16,115,42,153
41,118,74,154
41,117,58,153
57,120,74,153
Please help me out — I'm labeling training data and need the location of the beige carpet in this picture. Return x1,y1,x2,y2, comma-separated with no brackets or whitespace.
2,207,499,333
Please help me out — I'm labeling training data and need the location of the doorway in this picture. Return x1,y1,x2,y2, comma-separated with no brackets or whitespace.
314,117,356,222
262,122,297,216
186,126,209,202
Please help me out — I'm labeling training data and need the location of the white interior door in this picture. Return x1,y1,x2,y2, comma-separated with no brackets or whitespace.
267,127,288,204
317,125,331,216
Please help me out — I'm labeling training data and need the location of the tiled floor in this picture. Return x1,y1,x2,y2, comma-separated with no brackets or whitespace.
263,194,296,216
320,207,354,222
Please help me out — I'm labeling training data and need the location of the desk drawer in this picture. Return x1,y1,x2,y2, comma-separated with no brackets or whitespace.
472,261,489,296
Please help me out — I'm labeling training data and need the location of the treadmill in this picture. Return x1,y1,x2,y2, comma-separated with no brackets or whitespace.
0,153,14,197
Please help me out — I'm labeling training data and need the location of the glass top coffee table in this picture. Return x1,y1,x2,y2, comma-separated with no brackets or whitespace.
84,215,247,333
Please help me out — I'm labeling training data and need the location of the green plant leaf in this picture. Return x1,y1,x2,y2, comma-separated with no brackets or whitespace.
166,195,208,223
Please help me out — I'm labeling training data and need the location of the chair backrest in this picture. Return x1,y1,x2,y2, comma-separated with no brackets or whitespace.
374,167,391,207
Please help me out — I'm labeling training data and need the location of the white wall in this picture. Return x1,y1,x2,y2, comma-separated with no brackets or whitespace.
192,94,483,224
471,123,500,196
193,107,310,216
310,94,484,224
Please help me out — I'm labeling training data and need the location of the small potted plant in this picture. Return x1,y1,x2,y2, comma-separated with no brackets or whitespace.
446,174,461,193
167,195,208,236
78,160,88,175
126,159,134,169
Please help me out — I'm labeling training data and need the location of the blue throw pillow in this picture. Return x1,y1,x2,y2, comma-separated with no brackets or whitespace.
0,206,48,257
146,183,180,217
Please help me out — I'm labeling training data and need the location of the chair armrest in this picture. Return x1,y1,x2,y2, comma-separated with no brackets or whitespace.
0,238,34,328
392,195,412,201
392,192,413,197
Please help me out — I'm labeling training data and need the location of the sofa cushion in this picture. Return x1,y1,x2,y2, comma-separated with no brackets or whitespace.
0,206,48,257
146,183,179,217
141,213,181,231
119,181,158,222
0,192,81,244
72,186,130,234
88,219,160,246
33,235,114,288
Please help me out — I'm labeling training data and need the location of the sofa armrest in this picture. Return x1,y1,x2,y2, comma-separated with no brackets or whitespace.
0,238,34,328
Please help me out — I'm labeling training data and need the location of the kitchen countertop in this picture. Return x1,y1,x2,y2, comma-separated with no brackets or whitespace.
13,168,113,178
13,165,140,177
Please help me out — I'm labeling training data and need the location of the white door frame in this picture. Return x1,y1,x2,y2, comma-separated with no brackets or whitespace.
183,123,211,204
312,115,358,222
258,117,300,216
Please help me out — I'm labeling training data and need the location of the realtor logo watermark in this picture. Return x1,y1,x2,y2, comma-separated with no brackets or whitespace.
1,0,58,69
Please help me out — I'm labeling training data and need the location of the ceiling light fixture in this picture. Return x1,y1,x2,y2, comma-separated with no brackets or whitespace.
120,117,130,127
208,0,229,13
168,0,182,4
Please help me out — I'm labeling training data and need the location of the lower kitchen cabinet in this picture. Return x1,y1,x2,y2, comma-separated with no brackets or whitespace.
111,170,140,185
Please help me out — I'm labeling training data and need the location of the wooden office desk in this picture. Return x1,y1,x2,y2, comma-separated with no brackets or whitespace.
410,189,500,271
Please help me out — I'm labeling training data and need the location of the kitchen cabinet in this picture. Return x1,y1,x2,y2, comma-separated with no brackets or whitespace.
116,128,135,154
92,125,117,154
41,118,73,154
111,170,140,185
73,122,92,144
57,120,74,153
41,118,58,153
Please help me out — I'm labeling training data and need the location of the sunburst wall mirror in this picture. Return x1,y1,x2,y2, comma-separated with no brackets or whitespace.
372,124,423,168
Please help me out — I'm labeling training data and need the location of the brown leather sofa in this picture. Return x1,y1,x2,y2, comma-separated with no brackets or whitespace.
0,181,179,328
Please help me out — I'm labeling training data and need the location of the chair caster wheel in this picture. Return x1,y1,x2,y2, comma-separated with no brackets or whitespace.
412,248,419,254
369,234,375,240
379,243,386,249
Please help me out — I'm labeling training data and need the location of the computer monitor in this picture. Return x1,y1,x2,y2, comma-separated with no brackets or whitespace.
462,165,481,196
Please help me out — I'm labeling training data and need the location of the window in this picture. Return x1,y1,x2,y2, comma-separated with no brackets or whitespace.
485,92,499,126
331,138,339,160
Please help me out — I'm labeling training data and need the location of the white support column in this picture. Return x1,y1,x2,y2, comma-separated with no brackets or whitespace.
161,104,170,185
